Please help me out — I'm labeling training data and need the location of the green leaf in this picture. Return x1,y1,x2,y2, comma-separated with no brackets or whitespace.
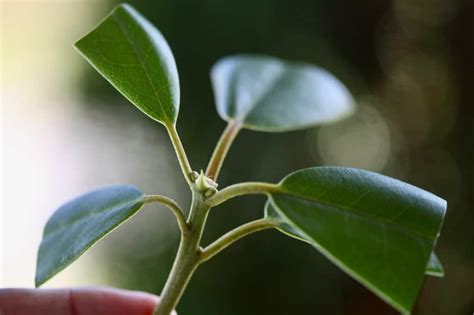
266,167,446,314
35,185,145,287
265,201,310,244
211,55,355,132
267,202,445,279
426,252,445,277
75,3,179,125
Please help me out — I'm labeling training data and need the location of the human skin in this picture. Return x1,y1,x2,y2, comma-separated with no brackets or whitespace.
0,287,176,315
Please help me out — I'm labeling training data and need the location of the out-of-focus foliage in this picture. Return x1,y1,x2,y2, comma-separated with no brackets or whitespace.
210,54,354,131
76,0,474,314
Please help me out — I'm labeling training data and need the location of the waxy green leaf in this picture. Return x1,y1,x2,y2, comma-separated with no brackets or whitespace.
35,185,145,287
75,3,180,125
211,55,355,132
266,167,446,314
266,202,444,278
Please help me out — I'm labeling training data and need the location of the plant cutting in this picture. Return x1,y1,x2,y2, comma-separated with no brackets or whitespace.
35,3,447,315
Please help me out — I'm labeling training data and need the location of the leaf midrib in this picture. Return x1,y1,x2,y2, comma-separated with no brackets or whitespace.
112,10,170,123
273,189,435,241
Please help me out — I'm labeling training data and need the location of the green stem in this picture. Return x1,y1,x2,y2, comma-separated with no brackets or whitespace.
153,235,199,315
155,125,281,314
166,124,193,186
205,120,242,181
154,191,210,315
206,182,282,207
199,218,277,264
142,195,187,234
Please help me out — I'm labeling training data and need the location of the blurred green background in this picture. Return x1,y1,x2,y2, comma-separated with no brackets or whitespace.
1,0,473,314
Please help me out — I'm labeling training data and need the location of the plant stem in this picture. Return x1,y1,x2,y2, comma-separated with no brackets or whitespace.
153,132,281,314
153,236,198,315
166,124,193,186
199,218,277,263
154,191,210,315
205,120,242,181
142,195,188,234
206,182,282,207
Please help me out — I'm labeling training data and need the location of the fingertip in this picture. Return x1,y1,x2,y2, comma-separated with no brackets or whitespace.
0,287,174,315
71,287,159,315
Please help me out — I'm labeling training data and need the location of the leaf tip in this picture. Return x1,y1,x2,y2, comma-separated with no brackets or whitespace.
34,273,44,288
72,2,135,52
72,39,84,54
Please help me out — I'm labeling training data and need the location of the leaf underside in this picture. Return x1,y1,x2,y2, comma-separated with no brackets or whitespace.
265,167,446,314
35,185,145,287
266,202,444,278
426,252,445,277
75,3,180,125
211,54,355,132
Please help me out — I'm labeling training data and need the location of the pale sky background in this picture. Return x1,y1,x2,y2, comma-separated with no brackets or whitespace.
1,0,110,288
1,0,181,288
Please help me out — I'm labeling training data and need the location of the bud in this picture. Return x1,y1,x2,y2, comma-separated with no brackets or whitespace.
194,170,218,196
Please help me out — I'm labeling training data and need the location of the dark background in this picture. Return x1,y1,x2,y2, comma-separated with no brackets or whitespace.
3,0,472,314
78,0,474,314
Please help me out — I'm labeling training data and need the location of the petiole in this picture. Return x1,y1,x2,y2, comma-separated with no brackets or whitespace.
199,218,277,264
142,195,188,234
206,182,281,207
